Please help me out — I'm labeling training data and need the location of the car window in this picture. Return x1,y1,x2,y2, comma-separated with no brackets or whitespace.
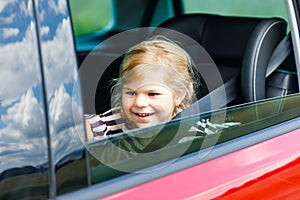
182,0,290,31
69,0,300,198
68,0,112,37
86,93,300,185
75,0,300,186
182,0,288,19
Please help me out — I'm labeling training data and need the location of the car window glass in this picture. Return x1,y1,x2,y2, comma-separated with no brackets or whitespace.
68,0,300,194
87,93,300,184
182,0,290,31
68,0,112,37
182,0,288,20
0,0,49,199
34,0,88,195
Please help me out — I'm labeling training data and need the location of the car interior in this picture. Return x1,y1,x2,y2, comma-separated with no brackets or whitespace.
72,0,300,176
75,0,298,117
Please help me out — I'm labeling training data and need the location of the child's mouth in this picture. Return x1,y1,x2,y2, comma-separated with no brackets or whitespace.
135,113,152,117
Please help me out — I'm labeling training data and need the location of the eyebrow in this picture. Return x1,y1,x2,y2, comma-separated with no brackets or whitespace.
123,87,134,91
123,87,163,94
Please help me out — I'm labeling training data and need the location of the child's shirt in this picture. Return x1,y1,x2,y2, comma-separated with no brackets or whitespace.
84,107,127,141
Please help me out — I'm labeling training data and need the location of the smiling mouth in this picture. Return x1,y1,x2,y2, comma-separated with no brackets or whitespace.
135,113,152,117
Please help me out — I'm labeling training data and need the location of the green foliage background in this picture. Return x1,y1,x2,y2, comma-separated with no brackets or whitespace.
69,0,288,37
69,0,111,37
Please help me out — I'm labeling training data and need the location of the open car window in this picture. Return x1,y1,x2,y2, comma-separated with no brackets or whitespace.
86,93,300,184
72,0,300,189
69,0,300,198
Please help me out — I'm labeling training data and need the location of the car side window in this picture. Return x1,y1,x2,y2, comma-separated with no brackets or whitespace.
70,0,300,197
68,0,112,37
87,94,300,185
182,0,288,20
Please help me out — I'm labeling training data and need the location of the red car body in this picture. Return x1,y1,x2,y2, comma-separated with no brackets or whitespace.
101,129,300,200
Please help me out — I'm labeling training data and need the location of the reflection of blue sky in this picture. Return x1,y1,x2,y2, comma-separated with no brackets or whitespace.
1,0,85,173
38,0,67,41
37,0,85,165
38,0,85,165
0,0,32,44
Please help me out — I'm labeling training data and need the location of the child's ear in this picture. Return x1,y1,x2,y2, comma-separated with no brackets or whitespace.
175,89,187,106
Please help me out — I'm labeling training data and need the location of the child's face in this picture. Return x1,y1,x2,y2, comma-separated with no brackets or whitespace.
121,69,177,129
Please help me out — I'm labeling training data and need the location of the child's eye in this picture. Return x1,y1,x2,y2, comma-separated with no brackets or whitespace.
125,92,136,96
148,93,160,97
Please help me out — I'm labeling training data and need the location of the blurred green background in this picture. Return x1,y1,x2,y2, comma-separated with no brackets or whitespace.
69,0,111,37
69,0,288,37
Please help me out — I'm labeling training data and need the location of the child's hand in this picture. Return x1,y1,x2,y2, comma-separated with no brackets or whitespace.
84,119,93,141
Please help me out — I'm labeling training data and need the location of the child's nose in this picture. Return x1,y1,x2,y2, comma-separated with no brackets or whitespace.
134,94,149,107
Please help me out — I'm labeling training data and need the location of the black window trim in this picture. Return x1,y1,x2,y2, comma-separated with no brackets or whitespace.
32,0,56,198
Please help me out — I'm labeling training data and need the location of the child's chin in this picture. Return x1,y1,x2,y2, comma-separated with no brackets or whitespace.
135,123,150,128
133,122,156,129
135,121,164,129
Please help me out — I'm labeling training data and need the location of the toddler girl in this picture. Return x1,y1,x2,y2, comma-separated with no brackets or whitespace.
85,35,199,141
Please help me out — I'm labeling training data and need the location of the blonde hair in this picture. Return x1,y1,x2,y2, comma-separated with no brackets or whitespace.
111,35,199,111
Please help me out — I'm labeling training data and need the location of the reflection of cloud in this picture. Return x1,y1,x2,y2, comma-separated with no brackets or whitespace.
0,0,85,174
0,0,31,23
2,28,19,39
0,1,17,13
41,26,50,36
0,14,15,24
48,84,84,165
1,89,46,141
20,0,33,17
48,84,85,164
52,124,85,165
0,21,39,105
0,85,85,173
49,85,73,134
0,2,6,13
49,85,82,134
49,85,82,132
42,18,77,96
0,89,48,173
0,137,48,171
48,0,67,15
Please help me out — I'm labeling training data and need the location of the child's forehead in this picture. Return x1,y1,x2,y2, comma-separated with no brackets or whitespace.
121,63,176,89
123,76,167,87
123,64,170,80
122,73,173,92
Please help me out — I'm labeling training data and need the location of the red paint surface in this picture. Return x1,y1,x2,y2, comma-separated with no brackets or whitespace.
100,129,300,200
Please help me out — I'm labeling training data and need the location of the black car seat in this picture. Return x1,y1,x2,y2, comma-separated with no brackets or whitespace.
151,14,288,107
95,14,288,114
266,50,298,99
